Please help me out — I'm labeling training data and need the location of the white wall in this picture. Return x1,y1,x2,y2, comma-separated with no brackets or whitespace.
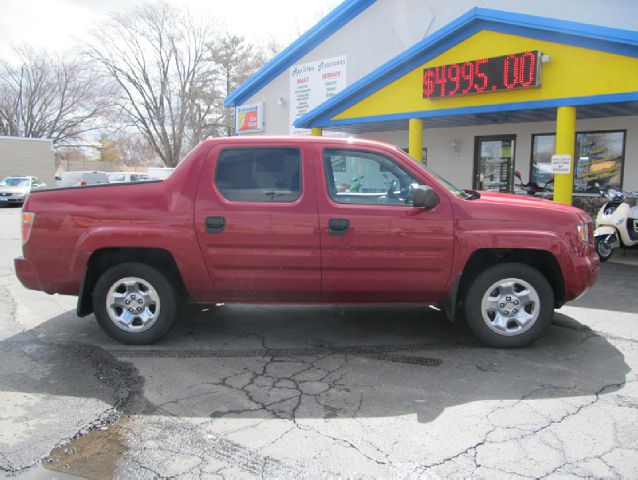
418,0,637,38
360,115,638,192
246,0,438,134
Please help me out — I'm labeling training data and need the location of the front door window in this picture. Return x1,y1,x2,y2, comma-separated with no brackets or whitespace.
323,149,418,206
474,136,516,192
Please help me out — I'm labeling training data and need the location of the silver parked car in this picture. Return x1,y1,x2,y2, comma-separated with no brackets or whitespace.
0,176,46,205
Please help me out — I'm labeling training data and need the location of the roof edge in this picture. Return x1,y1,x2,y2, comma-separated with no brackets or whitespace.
224,0,375,108
295,7,638,129
313,92,638,128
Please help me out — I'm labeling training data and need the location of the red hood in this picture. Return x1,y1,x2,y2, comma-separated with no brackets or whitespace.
475,191,591,220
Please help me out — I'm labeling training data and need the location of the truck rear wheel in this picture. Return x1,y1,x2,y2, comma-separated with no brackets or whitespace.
464,263,554,348
92,262,180,344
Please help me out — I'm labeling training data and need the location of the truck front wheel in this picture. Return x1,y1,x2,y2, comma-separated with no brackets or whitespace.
464,263,554,348
92,262,180,344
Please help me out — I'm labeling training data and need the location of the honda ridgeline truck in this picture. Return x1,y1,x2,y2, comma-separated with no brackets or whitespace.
15,137,599,347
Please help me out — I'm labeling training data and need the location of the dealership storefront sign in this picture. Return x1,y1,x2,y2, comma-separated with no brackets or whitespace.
423,50,541,99
290,55,347,135
236,103,264,133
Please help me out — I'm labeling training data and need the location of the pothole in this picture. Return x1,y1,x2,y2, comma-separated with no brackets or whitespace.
36,342,147,479
43,416,129,479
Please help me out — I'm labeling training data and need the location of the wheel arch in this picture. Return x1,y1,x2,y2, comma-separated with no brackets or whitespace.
448,248,564,320
77,247,188,317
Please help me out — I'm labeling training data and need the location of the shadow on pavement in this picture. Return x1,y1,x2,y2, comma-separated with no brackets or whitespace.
570,262,638,313
0,304,630,425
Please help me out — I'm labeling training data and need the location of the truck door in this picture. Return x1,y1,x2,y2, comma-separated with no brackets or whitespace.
194,143,321,302
316,146,454,302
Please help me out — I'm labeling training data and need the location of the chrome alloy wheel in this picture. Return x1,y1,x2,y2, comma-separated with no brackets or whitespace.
106,277,161,332
480,277,540,336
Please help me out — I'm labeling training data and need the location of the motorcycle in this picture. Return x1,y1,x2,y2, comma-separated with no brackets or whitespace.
514,170,554,196
593,184,638,261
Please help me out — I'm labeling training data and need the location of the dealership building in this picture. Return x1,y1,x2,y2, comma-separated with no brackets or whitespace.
226,0,638,207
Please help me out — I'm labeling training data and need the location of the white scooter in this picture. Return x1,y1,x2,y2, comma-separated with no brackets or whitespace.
593,184,638,262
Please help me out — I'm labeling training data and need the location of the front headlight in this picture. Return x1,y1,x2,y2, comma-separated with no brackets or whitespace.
577,223,589,243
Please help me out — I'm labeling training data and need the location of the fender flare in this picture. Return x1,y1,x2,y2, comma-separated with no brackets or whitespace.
447,237,569,317
72,226,214,315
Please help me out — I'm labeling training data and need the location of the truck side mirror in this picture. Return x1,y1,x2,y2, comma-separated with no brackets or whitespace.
413,185,440,209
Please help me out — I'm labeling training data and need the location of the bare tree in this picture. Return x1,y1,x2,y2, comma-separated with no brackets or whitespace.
112,130,160,166
0,46,107,143
208,33,271,137
85,2,216,167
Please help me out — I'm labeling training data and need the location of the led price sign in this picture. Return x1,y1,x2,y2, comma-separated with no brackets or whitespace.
423,50,541,99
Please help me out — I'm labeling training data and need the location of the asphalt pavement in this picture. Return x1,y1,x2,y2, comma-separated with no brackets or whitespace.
0,205,636,479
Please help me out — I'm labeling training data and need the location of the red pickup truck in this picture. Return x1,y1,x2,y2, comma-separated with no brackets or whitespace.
15,137,599,347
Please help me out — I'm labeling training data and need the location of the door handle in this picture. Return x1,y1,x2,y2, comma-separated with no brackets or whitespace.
205,216,225,234
328,218,349,236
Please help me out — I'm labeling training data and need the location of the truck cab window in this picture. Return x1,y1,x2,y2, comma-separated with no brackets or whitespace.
323,149,418,206
215,148,301,202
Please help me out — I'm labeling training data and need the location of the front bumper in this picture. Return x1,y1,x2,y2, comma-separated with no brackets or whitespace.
564,251,600,302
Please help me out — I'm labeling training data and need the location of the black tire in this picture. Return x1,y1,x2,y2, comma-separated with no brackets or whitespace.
464,263,554,348
92,262,180,344
595,236,614,262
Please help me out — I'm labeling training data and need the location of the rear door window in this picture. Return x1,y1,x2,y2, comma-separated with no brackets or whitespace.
215,148,301,203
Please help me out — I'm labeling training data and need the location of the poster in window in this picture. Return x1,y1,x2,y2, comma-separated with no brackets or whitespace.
574,132,624,193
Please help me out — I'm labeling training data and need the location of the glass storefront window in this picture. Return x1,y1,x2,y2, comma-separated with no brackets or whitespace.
530,134,555,186
474,136,516,193
531,130,625,193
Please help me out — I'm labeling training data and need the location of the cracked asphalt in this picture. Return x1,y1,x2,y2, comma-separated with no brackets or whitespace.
0,205,637,479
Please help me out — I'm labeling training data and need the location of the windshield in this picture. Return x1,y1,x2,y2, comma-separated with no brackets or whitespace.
396,148,473,199
0,177,30,187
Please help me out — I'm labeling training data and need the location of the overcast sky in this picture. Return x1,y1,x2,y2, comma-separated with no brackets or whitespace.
0,0,343,61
